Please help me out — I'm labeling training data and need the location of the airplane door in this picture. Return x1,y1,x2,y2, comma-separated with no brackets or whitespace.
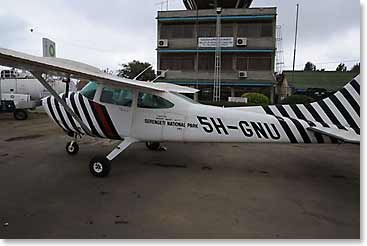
162,112,185,141
132,107,164,141
131,92,181,142
97,86,134,138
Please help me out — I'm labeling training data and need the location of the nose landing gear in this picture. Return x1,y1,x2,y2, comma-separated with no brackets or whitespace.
65,133,82,155
66,141,79,155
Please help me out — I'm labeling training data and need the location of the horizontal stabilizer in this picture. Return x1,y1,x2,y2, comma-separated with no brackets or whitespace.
307,126,360,144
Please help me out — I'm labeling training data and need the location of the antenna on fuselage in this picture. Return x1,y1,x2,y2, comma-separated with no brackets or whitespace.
151,70,168,83
133,65,153,80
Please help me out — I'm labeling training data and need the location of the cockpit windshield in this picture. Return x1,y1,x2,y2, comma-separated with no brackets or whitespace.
80,81,97,100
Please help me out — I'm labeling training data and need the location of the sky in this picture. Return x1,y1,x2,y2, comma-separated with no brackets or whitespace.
0,0,361,72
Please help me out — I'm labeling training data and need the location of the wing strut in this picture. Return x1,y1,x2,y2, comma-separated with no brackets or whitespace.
31,72,94,136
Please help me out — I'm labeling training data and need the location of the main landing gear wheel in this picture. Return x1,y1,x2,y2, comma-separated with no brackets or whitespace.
13,109,28,120
145,142,161,151
89,156,111,178
66,141,79,155
87,138,137,178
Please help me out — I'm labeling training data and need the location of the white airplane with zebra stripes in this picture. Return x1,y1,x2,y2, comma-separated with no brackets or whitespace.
0,48,360,177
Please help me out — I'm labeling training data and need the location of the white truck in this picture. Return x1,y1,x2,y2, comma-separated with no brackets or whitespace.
0,69,76,100
0,69,76,120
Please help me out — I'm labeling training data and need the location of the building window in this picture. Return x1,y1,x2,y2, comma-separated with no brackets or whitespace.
221,23,234,36
237,55,249,70
160,53,195,71
197,23,216,37
160,24,194,39
237,54,272,71
222,54,234,71
238,23,260,37
237,21,274,38
198,53,234,72
198,53,214,71
261,23,273,37
138,92,174,109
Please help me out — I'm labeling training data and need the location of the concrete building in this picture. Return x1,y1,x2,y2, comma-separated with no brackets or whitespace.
156,0,277,103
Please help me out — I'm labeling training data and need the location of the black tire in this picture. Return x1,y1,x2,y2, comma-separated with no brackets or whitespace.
66,141,79,155
13,109,28,120
145,142,161,151
89,156,111,177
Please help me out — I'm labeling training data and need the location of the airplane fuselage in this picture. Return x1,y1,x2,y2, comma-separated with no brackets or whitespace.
42,83,342,145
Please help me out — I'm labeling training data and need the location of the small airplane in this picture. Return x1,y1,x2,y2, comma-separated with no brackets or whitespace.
0,48,360,177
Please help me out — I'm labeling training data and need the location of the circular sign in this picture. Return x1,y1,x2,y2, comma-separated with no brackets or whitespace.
49,44,55,57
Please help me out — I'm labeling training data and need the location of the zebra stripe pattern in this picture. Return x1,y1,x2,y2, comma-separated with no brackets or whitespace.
42,92,122,140
262,76,360,144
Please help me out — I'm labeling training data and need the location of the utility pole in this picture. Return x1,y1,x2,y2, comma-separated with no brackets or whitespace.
213,7,222,102
292,4,300,84
276,25,285,74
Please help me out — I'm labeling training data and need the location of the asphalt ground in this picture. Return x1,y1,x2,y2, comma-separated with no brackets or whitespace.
0,112,360,239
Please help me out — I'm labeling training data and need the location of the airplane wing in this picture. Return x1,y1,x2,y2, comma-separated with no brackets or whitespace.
0,47,199,94
307,126,360,144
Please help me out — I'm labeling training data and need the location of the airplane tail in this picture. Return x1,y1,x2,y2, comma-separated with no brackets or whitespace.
314,75,360,132
262,75,360,135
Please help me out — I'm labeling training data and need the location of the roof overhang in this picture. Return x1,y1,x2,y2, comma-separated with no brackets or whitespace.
183,0,253,10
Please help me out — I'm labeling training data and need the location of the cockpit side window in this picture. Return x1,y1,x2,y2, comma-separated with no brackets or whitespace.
80,81,97,100
137,92,174,109
100,86,133,107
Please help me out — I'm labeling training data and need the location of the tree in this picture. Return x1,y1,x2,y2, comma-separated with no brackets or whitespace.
304,62,316,71
117,60,156,81
336,63,347,72
350,63,360,73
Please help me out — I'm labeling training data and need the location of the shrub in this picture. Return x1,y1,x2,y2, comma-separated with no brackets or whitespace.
281,95,314,105
241,93,270,106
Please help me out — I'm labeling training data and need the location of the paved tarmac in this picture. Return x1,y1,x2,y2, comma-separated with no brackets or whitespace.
0,113,360,239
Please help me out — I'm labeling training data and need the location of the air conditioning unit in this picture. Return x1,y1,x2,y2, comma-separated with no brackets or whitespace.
236,37,248,47
238,71,248,78
158,39,169,48
157,70,167,78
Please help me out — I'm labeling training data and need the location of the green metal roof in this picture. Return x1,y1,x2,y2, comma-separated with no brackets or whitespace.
284,71,359,91
157,79,275,87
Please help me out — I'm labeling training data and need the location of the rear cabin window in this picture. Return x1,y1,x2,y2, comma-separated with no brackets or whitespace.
80,82,97,100
100,87,133,107
138,92,174,109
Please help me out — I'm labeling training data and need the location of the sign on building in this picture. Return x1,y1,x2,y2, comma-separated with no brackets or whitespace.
42,38,56,58
198,37,234,48
228,97,248,103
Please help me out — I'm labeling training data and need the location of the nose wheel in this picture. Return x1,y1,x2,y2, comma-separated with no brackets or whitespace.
66,141,79,155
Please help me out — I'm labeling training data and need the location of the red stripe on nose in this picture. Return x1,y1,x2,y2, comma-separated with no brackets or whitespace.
91,101,114,138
